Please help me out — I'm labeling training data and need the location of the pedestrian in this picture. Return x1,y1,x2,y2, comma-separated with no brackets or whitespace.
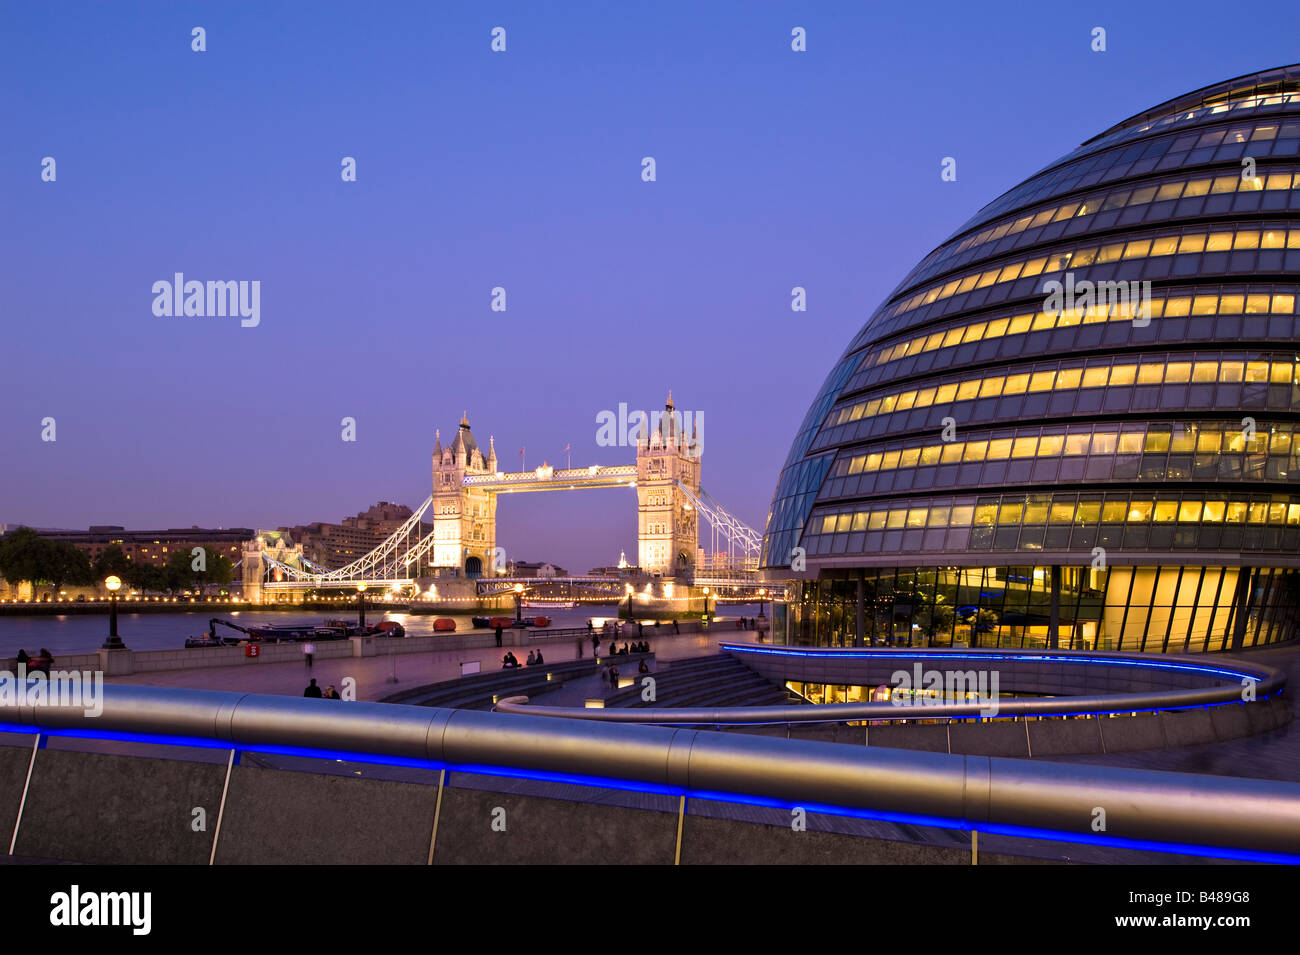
303,678,322,698
587,619,593,635
303,641,316,668
324,684,339,700
637,621,644,639
591,632,599,655
526,649,537,666
535,649,544,665
495,624,503,647
673,619,679,634
576,638,583,658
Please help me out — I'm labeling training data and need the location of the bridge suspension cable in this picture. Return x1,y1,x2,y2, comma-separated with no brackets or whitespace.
259,495,435,587
677,482,761,571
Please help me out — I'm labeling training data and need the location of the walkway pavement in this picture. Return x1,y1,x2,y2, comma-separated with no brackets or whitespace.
1051,642,1300,783
107,626,751,702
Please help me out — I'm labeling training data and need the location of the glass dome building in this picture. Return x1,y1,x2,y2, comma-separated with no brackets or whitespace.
762,65,1300,653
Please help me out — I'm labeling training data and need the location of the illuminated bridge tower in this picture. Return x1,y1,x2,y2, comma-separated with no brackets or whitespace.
636,392,701,579
431,414,498,578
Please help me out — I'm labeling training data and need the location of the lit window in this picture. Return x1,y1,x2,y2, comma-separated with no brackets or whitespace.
1127,501,1153,522
1108,365,1137,386
1028,371,1056,392
1081,367,1109,388
1055,368,1082,389
1101,501,1127,522
1049,502,1075,523
1091,433,1118,454
1153,501,1178,523
1002,373,1030,395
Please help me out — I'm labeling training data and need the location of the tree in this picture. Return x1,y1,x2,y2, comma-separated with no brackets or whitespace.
125,561,164,594
94,544,131,581
194,550,233,595
0,527,47,590
47,541,93,596
164,551,195,593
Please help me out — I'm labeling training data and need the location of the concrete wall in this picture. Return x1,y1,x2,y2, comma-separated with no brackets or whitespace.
13,749,226,864
0,749,1235,865
727,696,1292,756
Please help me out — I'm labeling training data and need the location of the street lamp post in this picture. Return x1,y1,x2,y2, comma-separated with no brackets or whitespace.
102,576,127,650
702,586,711,622
513,583,524,625
757,587,767,620
357,583,368,630
624,584,633,622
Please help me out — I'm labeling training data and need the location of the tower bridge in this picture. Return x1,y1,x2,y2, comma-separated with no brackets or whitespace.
244,394,767,604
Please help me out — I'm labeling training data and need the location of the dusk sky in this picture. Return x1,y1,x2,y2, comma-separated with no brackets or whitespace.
4,1,1299,572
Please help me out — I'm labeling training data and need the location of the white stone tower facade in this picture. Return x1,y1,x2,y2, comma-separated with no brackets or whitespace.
431,414,498,576
636,392,700,578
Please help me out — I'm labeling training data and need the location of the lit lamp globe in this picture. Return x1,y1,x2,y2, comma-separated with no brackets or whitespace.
102,576,127,650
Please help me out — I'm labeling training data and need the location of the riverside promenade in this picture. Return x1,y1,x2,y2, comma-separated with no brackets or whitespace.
105,625,753,702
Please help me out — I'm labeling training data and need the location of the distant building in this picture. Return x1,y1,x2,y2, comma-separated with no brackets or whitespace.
283,501,425,569
18,525,252,575
506,560,568,578
589,551,640,577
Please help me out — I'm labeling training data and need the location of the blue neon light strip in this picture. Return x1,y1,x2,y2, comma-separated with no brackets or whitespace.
3,723,1295,864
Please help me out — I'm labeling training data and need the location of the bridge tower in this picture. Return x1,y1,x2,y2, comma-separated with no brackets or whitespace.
241,530,305,603
431,414,498,578
636,391,700,579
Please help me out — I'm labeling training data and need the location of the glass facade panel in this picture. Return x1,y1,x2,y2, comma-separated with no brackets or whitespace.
762,66,1300,653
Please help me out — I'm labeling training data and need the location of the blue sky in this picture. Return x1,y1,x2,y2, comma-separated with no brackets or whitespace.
3,1,1298,570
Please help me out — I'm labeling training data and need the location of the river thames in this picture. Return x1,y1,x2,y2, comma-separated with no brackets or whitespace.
0,603,765,657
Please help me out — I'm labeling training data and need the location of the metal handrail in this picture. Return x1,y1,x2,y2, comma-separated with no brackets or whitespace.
493,646,1287,724
2,683,1298,858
